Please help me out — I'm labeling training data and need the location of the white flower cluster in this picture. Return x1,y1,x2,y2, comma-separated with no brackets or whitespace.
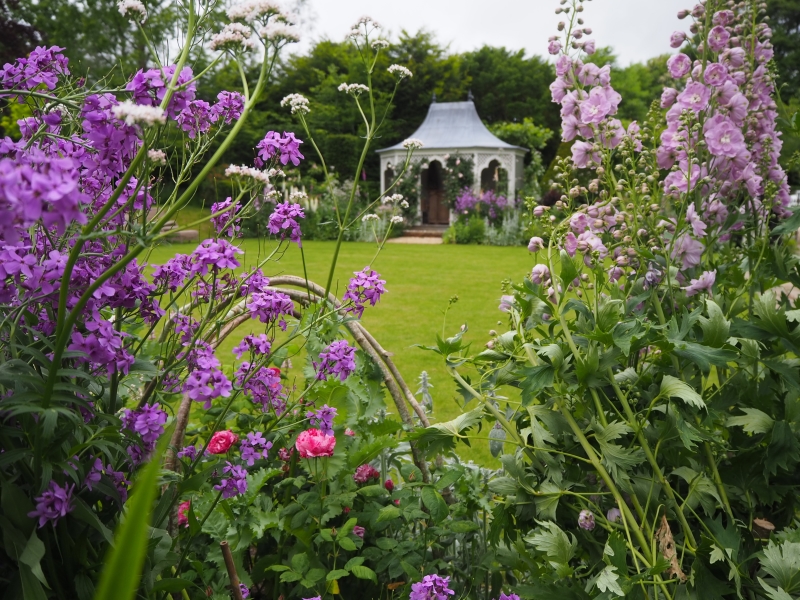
225,165,271,184
338,83,369,95
371,39,390,50
210,23,255,51
387,64,412,79
390,215,404,224
347,15,380,38
268,168,286,178
280,93,310,115
362,214,380,222
382,193,403,205
228,0,283,23
259,22,300,43
402,138,424,150
112,101,166,126
117,0,147,22
289,190,308,201
148,149,167,165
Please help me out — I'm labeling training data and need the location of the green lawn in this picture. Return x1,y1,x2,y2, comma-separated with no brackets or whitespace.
147,239,535,465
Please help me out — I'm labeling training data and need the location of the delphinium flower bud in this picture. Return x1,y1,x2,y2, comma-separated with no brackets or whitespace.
578,510,596,530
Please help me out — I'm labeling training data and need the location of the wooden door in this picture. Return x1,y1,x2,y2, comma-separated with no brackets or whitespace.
429,189,449,224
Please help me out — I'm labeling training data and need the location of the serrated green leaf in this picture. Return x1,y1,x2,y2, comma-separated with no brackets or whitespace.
660,375,705,410
421,486,448,523
699,300,731,348
280,571,303,583
760,540,800,593
376,505,402,523
592,565,624,597
524,521,577,565
338,537,357,551
336,517,357,541
727,408,774,434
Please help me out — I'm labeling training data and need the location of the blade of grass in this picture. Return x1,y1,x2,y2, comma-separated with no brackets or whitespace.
93,433,169,600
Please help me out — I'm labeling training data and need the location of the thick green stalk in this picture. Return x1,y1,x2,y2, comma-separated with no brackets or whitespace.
558,405,654,565
607,371,698,550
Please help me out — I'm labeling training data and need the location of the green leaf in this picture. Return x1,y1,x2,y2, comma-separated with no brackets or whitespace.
671,341,737,372
19,530,48,588
727,408,774,434
520,365,555,403
524,521,577,565
93,432,168,600
773,206,800,234
350,565,377,583
326,569,350,581
758,578,794,600
410,407,484,457
558,250,580,290
336,517,358,541
72,497,114,545
344,557,365,570
305,568,326,583
376,505,402,523
291,552,310,575
338,537,357,551
760,540,800,593
592,565,624,597
280,571,303,583
533,481,562,521
434,467,464,490
421,486,449,523
699,300,730,348
660,375,705,410
375,537,397,550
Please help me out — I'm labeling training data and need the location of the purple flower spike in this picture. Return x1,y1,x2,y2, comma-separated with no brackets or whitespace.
306,404,337,436
410,574,455,600
28,481,75,528
343,267,386,318
214,461,248,498
314,340,356,382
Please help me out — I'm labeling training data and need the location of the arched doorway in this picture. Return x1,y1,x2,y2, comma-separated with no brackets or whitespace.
421,160,449,225
383,165,394,191
480,159,508,196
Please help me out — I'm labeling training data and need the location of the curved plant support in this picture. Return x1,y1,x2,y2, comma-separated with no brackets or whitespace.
165,275,432,483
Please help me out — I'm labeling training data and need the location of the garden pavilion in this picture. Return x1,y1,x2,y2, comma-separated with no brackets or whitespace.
377,96,527,225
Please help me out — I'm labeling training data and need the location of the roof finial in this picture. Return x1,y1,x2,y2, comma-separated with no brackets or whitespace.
431,91,437,103
467,89,474,101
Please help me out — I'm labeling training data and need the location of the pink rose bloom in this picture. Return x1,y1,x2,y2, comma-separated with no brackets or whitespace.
178,500,191,527
670,31,687,48
208,430,239,454
295,428,336,458
707,26,730,52
385,479,394,492
344,428,356,437
703,63,728,87
667,53,692,78
353,525,365,538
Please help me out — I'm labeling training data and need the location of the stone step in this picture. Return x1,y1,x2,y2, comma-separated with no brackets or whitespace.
403,226,448,238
